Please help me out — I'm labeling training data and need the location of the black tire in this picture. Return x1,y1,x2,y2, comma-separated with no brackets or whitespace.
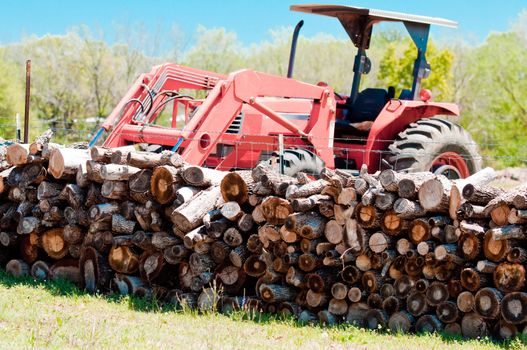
264,149,325,177
387,117,482,178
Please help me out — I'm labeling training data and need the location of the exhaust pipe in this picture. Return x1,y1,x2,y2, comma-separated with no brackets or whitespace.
287,20,304,78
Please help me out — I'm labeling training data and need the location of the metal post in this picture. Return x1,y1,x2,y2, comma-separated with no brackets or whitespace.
23,60,31,143
278,134,285,175
15,113,21,142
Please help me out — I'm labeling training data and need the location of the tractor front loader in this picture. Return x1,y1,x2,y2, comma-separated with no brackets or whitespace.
92,4,481,179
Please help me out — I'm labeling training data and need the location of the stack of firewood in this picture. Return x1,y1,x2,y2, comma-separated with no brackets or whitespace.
0,137,526,340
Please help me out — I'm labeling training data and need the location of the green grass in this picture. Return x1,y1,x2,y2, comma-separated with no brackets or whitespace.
0,271,524,350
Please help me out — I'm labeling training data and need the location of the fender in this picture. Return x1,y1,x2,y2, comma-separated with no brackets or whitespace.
364,100,460,171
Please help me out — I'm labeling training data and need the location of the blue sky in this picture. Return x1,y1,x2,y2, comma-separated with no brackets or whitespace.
1,0,526,49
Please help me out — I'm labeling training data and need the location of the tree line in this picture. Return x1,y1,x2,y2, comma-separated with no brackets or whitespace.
0,13,526,168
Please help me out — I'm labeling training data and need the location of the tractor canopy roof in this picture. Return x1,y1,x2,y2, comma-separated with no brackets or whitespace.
290,4,457,49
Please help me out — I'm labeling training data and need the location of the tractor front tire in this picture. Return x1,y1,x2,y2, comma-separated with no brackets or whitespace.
264,149,325,177
387,117,482,179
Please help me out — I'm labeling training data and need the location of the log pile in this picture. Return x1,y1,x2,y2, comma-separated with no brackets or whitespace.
1,139,527,340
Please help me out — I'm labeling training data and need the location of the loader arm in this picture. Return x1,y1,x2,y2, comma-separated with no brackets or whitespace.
98,63,226,147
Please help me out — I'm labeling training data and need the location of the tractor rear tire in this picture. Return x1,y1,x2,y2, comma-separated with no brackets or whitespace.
387,117,481,179
264,149,325,177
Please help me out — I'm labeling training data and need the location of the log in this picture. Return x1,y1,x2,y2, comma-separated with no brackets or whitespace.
307,268,336,293
291,194,332,212
461,313,489,339
365,309,388,330
501,292,527,325
474,287,502,319
418,175,451,212
409,219,431,244
261,197,292,225
6,143,30,166
286,179,328,200
483,231,512,262
489,225,525,241
181,166,226,187
397,172,435,199
223,227,243,247
324,220,343,244
150,165,180,204
37,181,64,200
507,247,527,263
393,198,426,219
0,231,17,247
220,201,243,221
415,315,443,334
111,214,136,234
306,289,328,308
6,259,29,277
425,281,449,306
382,295,401,315
285,211,325,239
171,186,222,232
40,228,68,260
346,302,369,327
220,171,253,204
0,167,14,194
79,246,112,293
388,311,414,333
89,202,120,222
19,234,39,264
494,320,518,341
457,291,475,313
49,259,81,285
30,260,50,280
355,204,380,229
48,148,91,179
406,291,428,316
259,284,296,303
463,183,505,205
493,262,526,293
29,130,53,154
369,232,392,253
108,245,139,274
379,169,411,192
461,267,488,292
381,211,407,237
126,150,184,169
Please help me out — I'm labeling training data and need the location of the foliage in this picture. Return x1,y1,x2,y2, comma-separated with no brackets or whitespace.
0,48,24,140
378,37,454,100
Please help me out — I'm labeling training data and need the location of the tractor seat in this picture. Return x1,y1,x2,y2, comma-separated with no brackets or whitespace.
349,88,389,122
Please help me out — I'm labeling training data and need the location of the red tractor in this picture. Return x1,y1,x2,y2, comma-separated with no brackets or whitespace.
92,4,481,178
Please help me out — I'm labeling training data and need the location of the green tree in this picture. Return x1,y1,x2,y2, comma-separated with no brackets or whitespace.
377,38,454,100
0,48,23,140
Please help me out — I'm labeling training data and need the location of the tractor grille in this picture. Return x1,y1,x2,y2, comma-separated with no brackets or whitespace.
226,113,244,134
